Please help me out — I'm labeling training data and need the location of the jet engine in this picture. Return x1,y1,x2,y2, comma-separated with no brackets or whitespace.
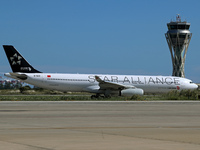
121,88,144,96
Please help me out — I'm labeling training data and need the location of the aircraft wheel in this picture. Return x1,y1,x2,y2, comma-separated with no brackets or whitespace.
91,95,97,99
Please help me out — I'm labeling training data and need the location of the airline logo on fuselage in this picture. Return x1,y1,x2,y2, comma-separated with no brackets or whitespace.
88,75,180,85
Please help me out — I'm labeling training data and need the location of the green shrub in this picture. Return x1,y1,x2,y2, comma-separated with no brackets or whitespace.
130,95,143,100
19,86,31,93
163,90,198,100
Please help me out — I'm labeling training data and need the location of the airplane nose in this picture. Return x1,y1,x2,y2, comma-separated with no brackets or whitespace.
191,83,198,90
194,84,199,90
181,83,198,90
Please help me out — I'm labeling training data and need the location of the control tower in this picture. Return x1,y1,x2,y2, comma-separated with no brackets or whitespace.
165,14,192,78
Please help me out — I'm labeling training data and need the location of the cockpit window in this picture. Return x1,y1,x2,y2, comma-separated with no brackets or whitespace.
190,81,193,84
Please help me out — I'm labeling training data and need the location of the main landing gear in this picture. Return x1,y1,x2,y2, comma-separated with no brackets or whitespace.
91,94,111,99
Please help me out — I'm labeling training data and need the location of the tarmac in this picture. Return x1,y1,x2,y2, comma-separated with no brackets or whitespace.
0,101,200,150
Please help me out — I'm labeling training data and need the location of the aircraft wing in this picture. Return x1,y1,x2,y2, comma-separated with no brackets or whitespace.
95,75,135,90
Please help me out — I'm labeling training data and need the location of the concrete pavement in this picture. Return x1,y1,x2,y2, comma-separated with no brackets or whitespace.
0,101,200,150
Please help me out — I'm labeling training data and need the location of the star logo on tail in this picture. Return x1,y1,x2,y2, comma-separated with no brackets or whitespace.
10,53,22,65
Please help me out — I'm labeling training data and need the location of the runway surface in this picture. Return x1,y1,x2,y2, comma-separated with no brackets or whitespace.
0,101,200,150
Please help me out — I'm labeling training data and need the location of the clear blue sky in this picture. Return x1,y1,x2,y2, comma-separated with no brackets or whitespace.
0,0,200,82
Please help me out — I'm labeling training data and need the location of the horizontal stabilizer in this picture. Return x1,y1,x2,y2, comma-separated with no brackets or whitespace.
9,72,28,80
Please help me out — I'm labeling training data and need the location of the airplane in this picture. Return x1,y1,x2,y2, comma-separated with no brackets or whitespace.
2,45,198,98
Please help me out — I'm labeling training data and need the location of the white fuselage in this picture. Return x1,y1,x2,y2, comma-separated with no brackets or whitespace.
5,73,198,95
3,45,198,96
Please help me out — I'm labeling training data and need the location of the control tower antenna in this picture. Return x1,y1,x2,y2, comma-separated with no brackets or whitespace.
165,14,192,78
176,14,181,22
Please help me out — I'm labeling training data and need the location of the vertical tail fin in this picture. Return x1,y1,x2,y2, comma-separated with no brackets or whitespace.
3,45,42,73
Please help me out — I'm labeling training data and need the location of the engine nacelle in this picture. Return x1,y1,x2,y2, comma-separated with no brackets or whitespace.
121,88,144,96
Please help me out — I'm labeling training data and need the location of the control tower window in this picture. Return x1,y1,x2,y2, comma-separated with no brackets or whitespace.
169,25,190,30
170,25,177,29
178,25,187,29
185,25,190,29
